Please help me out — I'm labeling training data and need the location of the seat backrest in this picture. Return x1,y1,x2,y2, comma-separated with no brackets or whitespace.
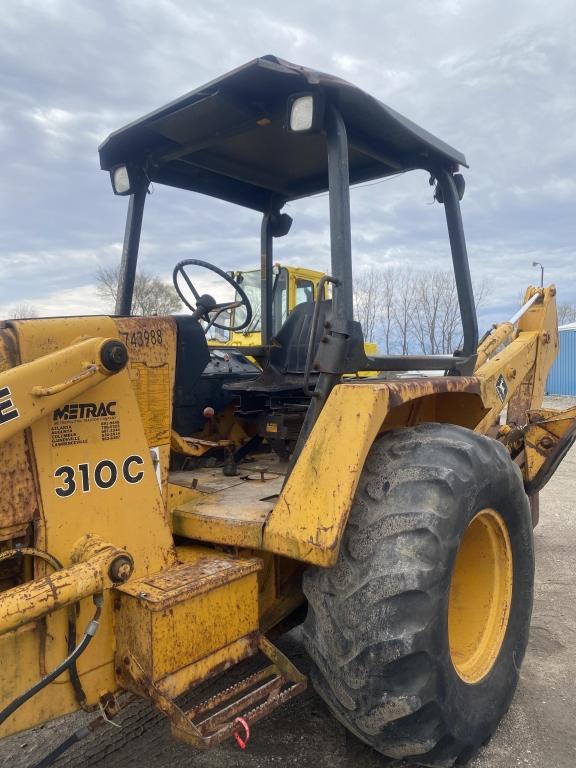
172,316,211,435
269,300,332,374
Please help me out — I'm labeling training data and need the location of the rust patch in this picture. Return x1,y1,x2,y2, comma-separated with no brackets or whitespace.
0,329,39,549
507,367,535,426
380,375,482,410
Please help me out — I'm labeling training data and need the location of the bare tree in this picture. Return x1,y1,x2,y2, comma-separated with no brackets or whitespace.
378,269,396,355
557,302,576,325
392,270,416,355
353,267,382,342
353,265,487,355
411,271,447,354
9,303,38,319
353,267,398,349
410,271,486,355
96,266,182,315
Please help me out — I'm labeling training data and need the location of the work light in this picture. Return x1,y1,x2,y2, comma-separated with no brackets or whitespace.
111,165,132,195
287,93,324,132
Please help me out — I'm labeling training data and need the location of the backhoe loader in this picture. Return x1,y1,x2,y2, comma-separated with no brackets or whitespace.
1,55,575,767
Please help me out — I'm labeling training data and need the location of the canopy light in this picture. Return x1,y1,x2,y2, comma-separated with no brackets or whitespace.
110,164,148,196
287,92,325,133
111,165,132,195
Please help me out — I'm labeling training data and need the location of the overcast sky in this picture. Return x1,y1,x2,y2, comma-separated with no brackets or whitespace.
1,0,574,331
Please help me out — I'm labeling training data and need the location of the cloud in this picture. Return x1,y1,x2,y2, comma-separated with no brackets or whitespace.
1,0,575,331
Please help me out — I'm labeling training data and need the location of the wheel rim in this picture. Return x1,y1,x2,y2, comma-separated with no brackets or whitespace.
448,509,513,684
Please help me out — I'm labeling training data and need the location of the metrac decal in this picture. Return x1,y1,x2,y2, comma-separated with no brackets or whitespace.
54,455,145,497
0,386,20,426
53,401,117,421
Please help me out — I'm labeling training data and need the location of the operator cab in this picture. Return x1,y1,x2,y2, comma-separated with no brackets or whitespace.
99,55,477,468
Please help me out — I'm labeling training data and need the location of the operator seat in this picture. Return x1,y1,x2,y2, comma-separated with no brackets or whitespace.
225,299,332,394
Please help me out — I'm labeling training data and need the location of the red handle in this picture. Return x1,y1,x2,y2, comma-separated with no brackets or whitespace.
233,716,250,750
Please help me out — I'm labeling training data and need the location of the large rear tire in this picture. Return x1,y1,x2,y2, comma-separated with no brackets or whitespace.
303,423,534,766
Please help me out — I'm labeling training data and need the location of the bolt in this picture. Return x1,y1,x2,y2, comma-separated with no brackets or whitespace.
108,554,134,583
542,332,551,344
539,436,554,449
138,591,149,599
100,339,128,373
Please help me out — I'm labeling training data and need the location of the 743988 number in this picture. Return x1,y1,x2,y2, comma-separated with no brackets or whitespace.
120,329,163,347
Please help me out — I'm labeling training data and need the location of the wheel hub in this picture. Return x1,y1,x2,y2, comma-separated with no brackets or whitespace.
448,509,513,684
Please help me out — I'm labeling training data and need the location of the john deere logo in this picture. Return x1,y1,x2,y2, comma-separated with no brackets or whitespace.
53,402,117,421
495,375,508,402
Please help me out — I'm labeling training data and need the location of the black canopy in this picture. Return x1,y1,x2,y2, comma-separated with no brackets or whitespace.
99,55,467,212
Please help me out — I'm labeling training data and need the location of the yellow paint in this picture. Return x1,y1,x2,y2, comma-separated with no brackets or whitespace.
171,472,283,548
167,481,201,513
448,509,513,683
173,506,266,548
475,322,515,369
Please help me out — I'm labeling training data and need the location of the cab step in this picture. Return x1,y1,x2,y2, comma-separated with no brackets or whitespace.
126,634,306,749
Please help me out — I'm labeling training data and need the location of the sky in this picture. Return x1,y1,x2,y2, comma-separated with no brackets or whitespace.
1,0,575,333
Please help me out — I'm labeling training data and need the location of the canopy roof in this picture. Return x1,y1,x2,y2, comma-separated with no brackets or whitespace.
99,55,467,212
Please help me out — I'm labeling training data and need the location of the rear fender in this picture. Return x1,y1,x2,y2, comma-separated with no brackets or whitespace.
262,377,486,566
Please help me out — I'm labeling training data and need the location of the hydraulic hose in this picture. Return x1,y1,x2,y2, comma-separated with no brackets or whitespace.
0,593,103,728
0,546,63,573
32,693,136,768
32,715,108,768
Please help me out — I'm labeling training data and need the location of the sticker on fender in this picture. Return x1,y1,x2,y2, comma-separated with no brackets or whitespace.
0,386,20,426
53,455,145,497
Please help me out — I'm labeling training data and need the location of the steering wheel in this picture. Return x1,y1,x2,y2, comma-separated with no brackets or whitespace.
172,259,253,333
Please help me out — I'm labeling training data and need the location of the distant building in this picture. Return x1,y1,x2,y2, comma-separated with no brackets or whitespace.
547,323,576,396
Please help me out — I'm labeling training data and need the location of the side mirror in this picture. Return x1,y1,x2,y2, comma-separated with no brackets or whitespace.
434,172,466,203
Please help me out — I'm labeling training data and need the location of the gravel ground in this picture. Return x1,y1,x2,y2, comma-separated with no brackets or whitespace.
3,396,575,768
